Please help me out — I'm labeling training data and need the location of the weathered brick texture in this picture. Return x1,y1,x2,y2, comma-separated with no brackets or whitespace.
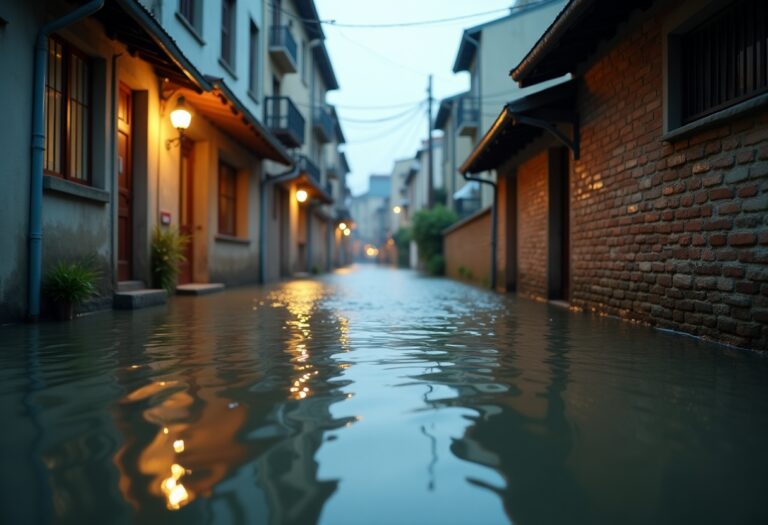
518,151,549,300
571,12,768,349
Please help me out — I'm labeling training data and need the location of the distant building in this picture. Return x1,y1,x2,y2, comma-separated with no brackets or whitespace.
350,175,391,256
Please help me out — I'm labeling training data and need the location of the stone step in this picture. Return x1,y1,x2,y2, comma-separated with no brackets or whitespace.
176,283,225,296
113,289,167,310
117,280,145,292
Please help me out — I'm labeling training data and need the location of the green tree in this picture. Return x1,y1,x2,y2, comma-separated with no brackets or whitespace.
411,205,457,275
392,227,412,268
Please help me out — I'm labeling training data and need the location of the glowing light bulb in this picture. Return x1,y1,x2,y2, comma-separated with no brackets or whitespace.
296,189,308,203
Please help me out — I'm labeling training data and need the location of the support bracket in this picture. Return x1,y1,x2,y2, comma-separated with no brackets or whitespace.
510,111,580,160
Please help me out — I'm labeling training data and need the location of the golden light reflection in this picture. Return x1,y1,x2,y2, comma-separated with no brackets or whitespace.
161,463,191,510
173,439,185,453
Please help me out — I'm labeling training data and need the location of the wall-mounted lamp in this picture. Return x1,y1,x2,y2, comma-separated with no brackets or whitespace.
296,189,309,203
392,206,401,214
338,222,347,231
166,97,192,149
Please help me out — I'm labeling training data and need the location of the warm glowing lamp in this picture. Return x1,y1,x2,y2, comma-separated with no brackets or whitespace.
296,189,309,203
343,228,351,236
392,205,401,214
170,97,192,131
338,222,347,231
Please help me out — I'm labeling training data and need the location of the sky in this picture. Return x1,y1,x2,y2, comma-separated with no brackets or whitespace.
314,0,521,196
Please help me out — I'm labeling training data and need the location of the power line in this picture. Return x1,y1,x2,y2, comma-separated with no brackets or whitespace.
339,102,425,124
344,106,426,144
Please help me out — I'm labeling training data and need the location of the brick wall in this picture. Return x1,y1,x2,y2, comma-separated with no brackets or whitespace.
517,151,549,300
444,209,491,286
572,10,768,349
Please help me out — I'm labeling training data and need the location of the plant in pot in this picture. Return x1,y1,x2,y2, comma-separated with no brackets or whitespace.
151,226,190,293
45,258,100,321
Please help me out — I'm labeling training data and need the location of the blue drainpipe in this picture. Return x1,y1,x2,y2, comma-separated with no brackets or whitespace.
28,0,105,321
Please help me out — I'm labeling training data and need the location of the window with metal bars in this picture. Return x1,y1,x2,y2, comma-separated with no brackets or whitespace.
45,37,90,184
680,0,768,124
218,162,237,236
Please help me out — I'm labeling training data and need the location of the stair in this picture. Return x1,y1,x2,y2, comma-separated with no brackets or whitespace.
176,283,225,296
114,281,167,310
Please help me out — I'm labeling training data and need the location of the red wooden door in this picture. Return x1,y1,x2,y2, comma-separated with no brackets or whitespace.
178,141,195,285
117,85,133,281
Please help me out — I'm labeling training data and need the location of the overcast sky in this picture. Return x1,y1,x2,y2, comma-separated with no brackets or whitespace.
315,0,520,196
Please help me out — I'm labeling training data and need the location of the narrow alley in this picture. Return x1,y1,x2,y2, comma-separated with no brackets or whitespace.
2,265,767,524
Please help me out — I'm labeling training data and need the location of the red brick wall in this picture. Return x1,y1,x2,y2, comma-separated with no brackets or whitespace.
572,10,768,349
517,151,549,300
444,209,492,286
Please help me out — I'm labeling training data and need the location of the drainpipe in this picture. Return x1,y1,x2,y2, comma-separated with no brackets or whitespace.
28,0,105,321
259,164,299,283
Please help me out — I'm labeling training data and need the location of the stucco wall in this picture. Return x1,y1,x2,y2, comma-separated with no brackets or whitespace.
444,209,492,286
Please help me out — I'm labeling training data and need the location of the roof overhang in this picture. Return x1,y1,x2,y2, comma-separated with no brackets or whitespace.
453,29,481,73
434,91,469,130
460,80,578,174
312,44,339,91
94,0,211,91
510,0,655,87
295,0,325,41
277,171,333,204
179,78,292,165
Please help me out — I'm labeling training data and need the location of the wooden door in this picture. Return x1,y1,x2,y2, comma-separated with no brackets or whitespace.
117,85,133,281
178,141,195,285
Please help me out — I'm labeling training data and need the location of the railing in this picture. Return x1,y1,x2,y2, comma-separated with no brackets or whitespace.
456,96,479,134
313,105,335,143
264,96,305,148
297,154,321,184
268,26,298,68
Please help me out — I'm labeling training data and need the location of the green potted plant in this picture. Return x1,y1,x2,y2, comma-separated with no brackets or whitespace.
151,226,190,293
45,258,100,321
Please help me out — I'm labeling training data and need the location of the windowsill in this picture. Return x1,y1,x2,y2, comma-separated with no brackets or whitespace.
247,89,260,106
663,92,768,142
218,57,237,80
215,234,250,245
43,175,109,204
175,12,205,46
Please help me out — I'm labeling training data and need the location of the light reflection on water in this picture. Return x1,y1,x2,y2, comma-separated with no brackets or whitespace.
1,265,768,524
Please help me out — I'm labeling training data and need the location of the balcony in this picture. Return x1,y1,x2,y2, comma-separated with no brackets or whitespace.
297,155,321,184
457,96,479,137
313,106,334,143
269,26,298,74
264,96,305,148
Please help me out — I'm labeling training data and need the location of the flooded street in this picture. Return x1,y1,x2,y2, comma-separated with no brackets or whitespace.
2,265,768,524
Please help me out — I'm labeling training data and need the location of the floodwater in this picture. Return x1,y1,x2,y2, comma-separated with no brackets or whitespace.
1,266,767,524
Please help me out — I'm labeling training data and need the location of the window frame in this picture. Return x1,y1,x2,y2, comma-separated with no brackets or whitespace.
45,35,92,186
218,161,237,236
248,19,260,98
220,0,236,70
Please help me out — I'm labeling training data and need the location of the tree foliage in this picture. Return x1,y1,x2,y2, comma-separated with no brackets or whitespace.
411,205,457,275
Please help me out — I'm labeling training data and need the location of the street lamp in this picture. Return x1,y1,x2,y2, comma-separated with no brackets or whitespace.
166,97,192,149
343,228,351,237
296,189,309,203
338,222,347,231
392,205,401,214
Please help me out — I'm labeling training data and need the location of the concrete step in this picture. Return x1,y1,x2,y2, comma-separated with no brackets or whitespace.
113,289,167,310
117,280,145,292
176,283,225,296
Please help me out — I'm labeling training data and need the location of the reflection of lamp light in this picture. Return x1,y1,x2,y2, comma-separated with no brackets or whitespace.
166,97,192,149
296,189,308,203
392,205,401,214
338,222,347,231
343,228,351,237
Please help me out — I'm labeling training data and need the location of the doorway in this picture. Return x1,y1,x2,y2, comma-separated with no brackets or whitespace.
178,140,195,285
548,147,570,301
117,84,133,281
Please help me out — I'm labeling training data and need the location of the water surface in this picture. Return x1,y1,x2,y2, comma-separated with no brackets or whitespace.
1,265,767,524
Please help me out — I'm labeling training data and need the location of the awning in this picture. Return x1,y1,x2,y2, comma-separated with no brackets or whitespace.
460,80,577,174
510,0,655,87
179,78,292,165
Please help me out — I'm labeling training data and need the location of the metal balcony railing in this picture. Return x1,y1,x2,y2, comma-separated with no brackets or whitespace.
264,96,305,148
457,96,479,136
268,26,298,73
313,106,335,143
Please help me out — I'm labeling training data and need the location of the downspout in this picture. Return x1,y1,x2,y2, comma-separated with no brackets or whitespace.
28,0,105,321
259,164,299,283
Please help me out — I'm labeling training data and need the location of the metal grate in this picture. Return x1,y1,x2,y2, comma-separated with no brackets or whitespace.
681,0,768,123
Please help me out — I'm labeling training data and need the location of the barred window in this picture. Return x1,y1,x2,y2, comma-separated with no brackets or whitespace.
45,37,90,183
681,0,768,123
218,162,237,236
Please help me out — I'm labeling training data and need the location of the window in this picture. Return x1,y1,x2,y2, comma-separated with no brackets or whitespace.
301,39,308,84
249,20,259,96
218,162,237,235
221,0,236,68
45,37,90,183
178,0,203,36
679,0,768,124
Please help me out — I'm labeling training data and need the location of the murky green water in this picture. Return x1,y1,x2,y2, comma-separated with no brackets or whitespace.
1,265,767,524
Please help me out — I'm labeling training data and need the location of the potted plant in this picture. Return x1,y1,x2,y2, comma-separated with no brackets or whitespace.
45,258,100,321
151,226,190,293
